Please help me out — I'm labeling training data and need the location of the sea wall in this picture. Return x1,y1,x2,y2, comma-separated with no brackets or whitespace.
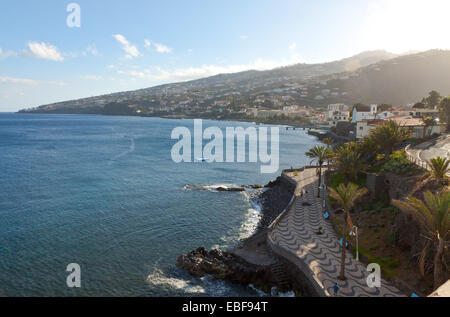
177,168,330,296
267,236,326,297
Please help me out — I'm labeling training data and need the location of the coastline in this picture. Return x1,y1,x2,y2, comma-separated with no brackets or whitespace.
15,111,325,130
177,173,299,294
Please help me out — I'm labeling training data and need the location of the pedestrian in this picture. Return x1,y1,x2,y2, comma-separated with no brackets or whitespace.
333,283,339,296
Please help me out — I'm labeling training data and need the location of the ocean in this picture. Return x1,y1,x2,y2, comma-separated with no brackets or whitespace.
0,113,320,297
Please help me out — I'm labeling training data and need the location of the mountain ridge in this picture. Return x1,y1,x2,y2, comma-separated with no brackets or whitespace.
19,50,450,116
19,50,399,113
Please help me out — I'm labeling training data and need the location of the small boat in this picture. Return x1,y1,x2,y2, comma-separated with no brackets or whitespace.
196,158,210,162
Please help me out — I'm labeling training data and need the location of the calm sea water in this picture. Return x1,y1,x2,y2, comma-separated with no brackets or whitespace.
0,113,319,297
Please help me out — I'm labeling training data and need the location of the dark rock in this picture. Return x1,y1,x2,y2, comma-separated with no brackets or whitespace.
177,248,272,286
264,177,281,188
243,184,264,189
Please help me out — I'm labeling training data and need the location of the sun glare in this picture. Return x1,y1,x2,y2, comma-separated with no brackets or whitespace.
362,0,450,54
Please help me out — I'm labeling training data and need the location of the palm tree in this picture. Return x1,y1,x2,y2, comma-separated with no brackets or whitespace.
329,183,368,280
335,142,367,181
422,116,436,139
392,191,449,290
427,157,450,185
306,145,333,197
322,138,333,148
370,120,412,159
357,135,378,163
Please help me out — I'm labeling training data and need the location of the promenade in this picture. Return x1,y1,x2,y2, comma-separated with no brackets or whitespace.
268,168,405,297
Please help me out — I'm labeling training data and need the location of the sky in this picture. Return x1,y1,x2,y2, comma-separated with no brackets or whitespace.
1,0,450,112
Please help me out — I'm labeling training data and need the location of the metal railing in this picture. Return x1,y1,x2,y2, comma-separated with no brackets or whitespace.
405,144,431,171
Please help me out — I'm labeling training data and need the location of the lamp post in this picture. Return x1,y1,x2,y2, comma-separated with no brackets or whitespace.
350,226,359,261
322,184,327,210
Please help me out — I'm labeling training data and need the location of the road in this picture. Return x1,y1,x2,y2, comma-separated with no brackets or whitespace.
419,133,450,162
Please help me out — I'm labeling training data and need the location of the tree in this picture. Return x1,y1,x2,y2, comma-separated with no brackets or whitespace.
370,120,412,159
392,191,449,290
306,145,333,198
438,97,450,131
335,142,367,181
413,102,427,109
422,116,436,139
329,183,368,280
357,136,378,163
378,104,393,113
322,138,333,148
426,90,442,109
427,157,450,185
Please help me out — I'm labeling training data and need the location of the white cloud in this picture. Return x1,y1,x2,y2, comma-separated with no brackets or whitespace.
0,77,37,85
240,35,249,40
153,42,172,53
117,54,306,83
0,76,66,86
143,39,172,53
82,75,102,80
85,45,99,56
289,42,297,51
113,34,141,59
0,48,17,60
25,42,64,61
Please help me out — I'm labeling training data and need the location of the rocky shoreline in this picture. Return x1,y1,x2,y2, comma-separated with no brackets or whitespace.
177,247,272,288
177,176,296,293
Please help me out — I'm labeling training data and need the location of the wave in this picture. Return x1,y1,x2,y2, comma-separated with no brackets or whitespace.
248,284,296,297
146,266,205,294
146,266,233,296
183,184,241,192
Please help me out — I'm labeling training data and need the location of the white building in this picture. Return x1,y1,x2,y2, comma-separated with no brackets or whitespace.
329,111,350,127
352,104,378,123
327,104,349,120
356,115,442,140
376,107,439,119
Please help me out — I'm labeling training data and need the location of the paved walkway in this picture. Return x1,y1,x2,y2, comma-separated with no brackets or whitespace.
269,169,405,297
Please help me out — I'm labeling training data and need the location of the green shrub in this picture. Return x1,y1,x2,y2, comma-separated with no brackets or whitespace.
379,150,419,175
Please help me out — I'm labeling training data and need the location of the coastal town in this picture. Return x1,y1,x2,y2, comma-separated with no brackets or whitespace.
14,50,450,298
4,0,450,306
178,91,450,298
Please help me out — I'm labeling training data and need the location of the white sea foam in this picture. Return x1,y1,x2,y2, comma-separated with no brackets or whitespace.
271,287,295,297
249,285,296,297
146,267,235,296
183,184,240,192
146,266,205,294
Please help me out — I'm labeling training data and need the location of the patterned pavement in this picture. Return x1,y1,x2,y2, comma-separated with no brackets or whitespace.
269,169,405,297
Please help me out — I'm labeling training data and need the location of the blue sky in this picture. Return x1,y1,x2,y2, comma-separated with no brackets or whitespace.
1,0,450,111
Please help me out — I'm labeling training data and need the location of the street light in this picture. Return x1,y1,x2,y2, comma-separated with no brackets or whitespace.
349,226,359,261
